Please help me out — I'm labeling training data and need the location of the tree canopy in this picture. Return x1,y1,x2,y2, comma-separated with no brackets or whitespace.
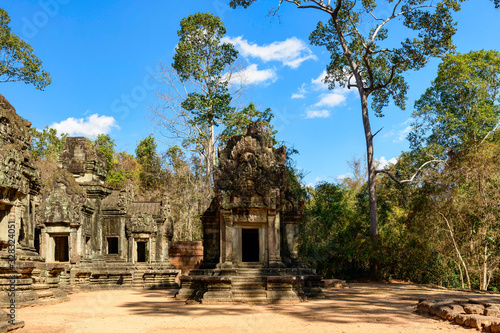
0,8,51,89
230,0,464,249
410,50,500,155
153,12,240,178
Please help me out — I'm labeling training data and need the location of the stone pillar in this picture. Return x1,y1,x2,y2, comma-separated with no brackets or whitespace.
267,210,276,264
148,237,153,264
70,228,79,263
129,237,134,263
221,210,232,267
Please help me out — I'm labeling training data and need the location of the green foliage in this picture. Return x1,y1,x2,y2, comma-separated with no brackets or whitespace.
229,0,255,8
173,12,238,127
308,0,462,116
30,126,67,160
300,182,371,280
135,135,163,190
220,103,275,145
164,146,208,241
410,50,500,154
0,9,51,89
105,152,141,189
93,134,115,172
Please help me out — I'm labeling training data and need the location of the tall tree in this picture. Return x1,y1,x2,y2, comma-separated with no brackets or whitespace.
136,135,163,192
230,0,464,246
0,8,51,89
219,103,275,145
30,126,67,160
93,134,116,173
409,50,500,156
152,12,239,178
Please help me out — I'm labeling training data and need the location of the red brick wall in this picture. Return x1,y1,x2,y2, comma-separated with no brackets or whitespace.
169,241,203,274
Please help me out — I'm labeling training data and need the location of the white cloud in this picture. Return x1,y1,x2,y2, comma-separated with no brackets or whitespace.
394,125,411,143
229,64,277,85
306,109,330,119
377,156,398,169
383,118,414,143
311,70,328,90
291,93,305,99
223,36,317,69
314,91,347,108
50,114,119,138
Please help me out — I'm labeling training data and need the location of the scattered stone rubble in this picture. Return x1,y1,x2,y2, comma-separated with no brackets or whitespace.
417,298,500,331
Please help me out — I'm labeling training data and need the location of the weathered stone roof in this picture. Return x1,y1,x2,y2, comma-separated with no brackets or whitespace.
101,190,121,211
59,137,107,183
0,94,40,199
128,202,162,216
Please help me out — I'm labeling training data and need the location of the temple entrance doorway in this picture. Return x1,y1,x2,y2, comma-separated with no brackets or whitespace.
137,241,147,262
242,228,259,262
34,227,41,254
54,236,69,262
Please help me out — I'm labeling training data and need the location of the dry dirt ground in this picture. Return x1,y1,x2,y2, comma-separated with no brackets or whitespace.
15,283,500,333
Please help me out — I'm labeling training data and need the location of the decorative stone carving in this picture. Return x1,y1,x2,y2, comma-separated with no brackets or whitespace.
58,137,107,184
39,172,86,226
127,213,156,234
180,122,322,304
0,95,40,202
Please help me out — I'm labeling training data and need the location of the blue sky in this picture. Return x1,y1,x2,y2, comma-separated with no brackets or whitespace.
1,0,499,186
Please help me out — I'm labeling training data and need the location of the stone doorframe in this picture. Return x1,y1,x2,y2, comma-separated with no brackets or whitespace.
130,236,152,264
233,223,267,266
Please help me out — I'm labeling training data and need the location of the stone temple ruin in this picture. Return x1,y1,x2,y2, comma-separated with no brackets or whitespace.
0,94,178,306
177,123,322,303
0,94,323,308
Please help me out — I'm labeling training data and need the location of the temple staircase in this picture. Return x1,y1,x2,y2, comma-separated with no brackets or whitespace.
231,268,268,303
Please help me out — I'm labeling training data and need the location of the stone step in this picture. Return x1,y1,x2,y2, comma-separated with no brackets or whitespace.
232,290,267,298
235,269,266,276
232,282,266,290
231,276,266,283
37,290,54,299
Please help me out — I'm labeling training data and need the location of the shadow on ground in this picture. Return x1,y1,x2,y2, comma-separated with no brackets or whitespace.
118,283,500,326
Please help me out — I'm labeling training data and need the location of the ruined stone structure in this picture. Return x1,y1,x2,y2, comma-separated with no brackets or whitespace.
0,95,178,308
178,123,322,303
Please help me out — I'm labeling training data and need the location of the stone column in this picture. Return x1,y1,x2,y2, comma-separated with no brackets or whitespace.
70,228,78,263
221,209,232,267
267,210,277,264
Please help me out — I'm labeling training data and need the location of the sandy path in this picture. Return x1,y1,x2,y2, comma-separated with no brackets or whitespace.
15,283,498,333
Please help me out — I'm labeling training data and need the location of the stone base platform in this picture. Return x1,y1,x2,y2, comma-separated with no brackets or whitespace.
0,259,181,307
177,267,324,304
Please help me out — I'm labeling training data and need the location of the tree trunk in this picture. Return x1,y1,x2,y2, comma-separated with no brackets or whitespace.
207,111,214,180
456,260,464,289
359,91,379,278
482,245,488,291
440,213,471,289
360,92,379,242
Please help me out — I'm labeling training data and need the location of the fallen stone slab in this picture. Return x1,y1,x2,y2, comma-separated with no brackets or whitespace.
320,279,348,289
463,314,498,330
485,307,500,317
464,303,485,314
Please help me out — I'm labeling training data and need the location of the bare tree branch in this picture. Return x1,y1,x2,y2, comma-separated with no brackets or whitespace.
376,159,447,184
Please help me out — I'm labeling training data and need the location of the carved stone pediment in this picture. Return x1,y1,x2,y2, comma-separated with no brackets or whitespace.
126,213,156,236
39,172,86,226
214,122,286,209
